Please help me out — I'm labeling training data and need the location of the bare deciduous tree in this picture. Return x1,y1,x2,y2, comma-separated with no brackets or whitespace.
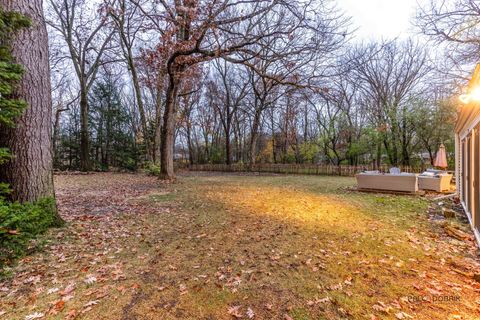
108,0,155,162
351,40,430,166
47,0,116,171
416,0,480,73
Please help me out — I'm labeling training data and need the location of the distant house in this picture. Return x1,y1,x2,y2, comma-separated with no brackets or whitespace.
455,64,480,246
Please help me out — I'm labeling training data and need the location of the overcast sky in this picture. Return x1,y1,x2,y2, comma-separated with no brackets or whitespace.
337,0,425,40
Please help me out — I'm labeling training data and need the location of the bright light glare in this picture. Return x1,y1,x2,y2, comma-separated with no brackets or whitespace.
459,87,480,104
471,87,480,100
459,94,470,104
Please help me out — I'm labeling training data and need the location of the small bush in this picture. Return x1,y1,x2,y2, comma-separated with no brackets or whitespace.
145,163,161,176
0,197,62,269
122,157,137,172
0,182,10,196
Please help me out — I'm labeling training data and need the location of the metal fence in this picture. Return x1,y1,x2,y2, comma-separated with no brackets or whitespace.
188,163,428,177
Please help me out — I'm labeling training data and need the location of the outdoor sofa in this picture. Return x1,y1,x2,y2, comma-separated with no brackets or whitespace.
356,172,418,193
418,171,453,192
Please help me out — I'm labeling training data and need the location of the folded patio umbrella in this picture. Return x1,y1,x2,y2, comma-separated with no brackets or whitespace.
434,144,448,169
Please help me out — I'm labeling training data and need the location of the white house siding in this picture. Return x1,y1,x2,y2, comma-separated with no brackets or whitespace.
456,110,480,247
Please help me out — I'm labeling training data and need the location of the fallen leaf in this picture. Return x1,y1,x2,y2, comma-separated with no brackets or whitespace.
372,301,392,314
47,287,59,295
426,288,441,296
25,312,44,320
54,300,65,312
84,275,97,285
228,305,243,318
338,307,349,316
179,284,187,295
65,309,77,320
60,283,75,296
62,294,74,302
328,283,343,291
246,307,255,319
83,300,99,308
131,283,140,290
317,297,331,304
395,311,413,319
81,306,93,314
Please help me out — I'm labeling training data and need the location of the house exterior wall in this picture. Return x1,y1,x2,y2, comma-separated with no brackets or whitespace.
455,134,461,196
456,103,480,247
456,64,480,247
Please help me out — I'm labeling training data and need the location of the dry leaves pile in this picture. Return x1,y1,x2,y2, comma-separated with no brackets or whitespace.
0,173,168,319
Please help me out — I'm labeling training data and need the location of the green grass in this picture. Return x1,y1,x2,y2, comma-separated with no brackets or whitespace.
149,192,177,202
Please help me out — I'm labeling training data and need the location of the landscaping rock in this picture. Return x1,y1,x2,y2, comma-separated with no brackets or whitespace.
442,208,456,219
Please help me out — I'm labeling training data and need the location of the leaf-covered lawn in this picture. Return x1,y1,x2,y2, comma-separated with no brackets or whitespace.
1,172,479,319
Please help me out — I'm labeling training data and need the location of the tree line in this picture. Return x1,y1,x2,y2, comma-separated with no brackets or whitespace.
47,0,462,180
1,0,477,205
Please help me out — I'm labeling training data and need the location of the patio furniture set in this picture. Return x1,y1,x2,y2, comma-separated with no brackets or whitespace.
356,168,453,194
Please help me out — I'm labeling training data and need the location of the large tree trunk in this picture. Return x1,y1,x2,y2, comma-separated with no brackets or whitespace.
0,0,55,203
233,119,241,163
270,111,277,164
79,88,91,171
186,121,194,166
53,107,67,168
225,120,232,165
160,75,178,180
401,105,410,166
427,147,434,166
128,53,152,162
203,131,210,162
153,72,164,165
153,121,162,164
249,109,262,169
376,142,382,169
